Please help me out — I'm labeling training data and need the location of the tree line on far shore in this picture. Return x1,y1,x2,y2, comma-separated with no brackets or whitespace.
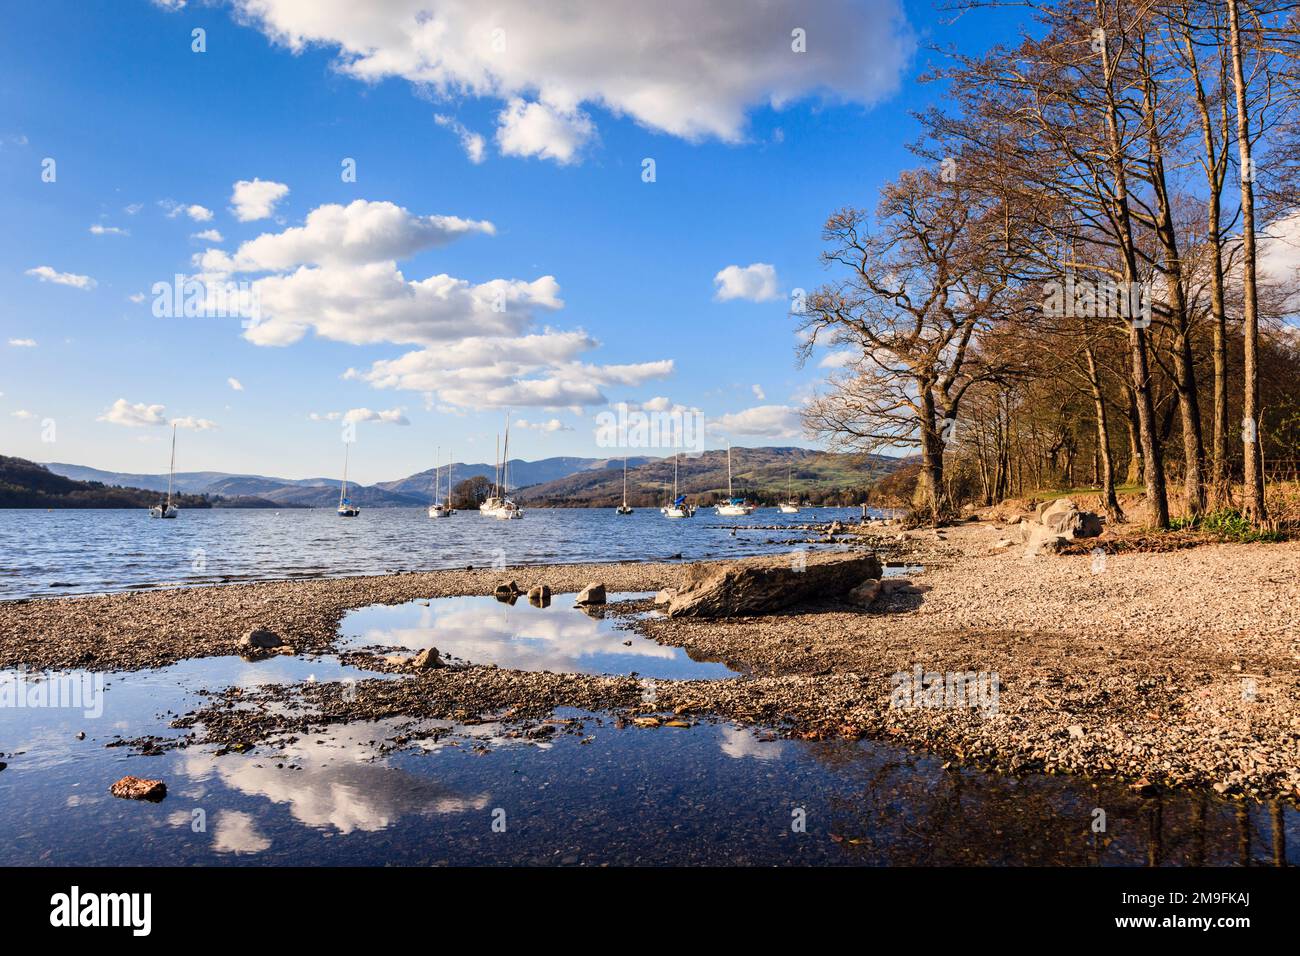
800,0,1300,530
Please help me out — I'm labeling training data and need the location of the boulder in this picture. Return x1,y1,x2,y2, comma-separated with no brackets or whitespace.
667,552,882,618
575,582,606,605
240,628,282,650
527,584,551,607
1023,525,1071,557
411,647,444,670
494,580,521,598
653,589,676,606
847,579,882,607
110,776,167,801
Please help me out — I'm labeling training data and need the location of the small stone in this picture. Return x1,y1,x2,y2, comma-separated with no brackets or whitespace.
527,584,551,607
239,628,283,650
110,775,167,801
1067,724,1085,739
632,716,660,728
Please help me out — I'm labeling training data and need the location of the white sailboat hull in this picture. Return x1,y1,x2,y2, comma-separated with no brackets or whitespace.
778,504,799,514
715,504,754,516
660,506,692,518
148,505,178,519
428,505,452,518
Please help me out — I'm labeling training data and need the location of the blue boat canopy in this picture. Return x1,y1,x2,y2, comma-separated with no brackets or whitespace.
674,494,687,506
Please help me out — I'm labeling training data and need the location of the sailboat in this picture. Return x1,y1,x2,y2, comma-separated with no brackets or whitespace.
148,423,179,518
480,414,523,519
616,456,633,514
428,446,452,518
778,467,800,513
337,442,360,517
660,446,694,518
715,442,755,516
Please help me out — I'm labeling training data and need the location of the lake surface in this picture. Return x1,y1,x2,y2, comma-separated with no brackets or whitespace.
339,594,737,681
2,643,1295,866
0,506,873,600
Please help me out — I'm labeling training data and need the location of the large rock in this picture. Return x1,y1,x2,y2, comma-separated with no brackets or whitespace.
411,647,444,670
667,552,882,618
575,583,606,605
1039,497,1103,538
527,584,551,607
240,628,282,650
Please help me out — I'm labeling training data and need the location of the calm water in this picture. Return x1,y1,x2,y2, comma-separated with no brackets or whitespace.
339,594,737,681
0,506,871,600
2,639,1294,866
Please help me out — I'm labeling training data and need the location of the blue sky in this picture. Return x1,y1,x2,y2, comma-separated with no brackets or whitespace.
0,0,1021,483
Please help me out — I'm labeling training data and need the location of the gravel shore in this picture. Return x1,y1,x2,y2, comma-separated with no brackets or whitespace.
5,521,1298,801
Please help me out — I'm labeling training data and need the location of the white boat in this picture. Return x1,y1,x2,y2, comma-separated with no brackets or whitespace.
714,442,755,516
660,446,694,518
481,414,524,519
616,456,633,514
337,442,360,517
148,423,179,518
428,446,453,518
777,467,800,513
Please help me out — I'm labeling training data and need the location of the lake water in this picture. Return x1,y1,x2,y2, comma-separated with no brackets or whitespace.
2,638,1295,866
0,506,873,600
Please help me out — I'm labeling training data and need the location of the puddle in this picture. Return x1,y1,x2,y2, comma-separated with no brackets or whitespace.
337,593,737,681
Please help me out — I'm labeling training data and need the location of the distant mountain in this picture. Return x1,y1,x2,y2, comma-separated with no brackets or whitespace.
377,455,661,498
514,447,904,507
34,449,894,509
1,456,219,509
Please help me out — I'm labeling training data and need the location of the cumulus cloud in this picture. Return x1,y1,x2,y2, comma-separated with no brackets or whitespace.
515,417,573,432
751,384,766,400
89,224,129,236
161,200,214,222
709,404,803,439
192,229,224,242
98,399,168,427
8,338,37,347
332,407,411,425
818,349,858,369
26,266,96,290
227,377,244,391
495,98,594,164
172,416,218,430
229,1,913,163
714,263,780,302
231,178,290,222
200,199,495,274
434,114,487,164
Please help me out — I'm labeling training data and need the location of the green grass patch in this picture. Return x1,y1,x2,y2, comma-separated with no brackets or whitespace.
1167,509,1286,542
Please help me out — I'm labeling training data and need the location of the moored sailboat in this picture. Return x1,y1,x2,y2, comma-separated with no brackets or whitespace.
337,442,360,517
660,446,694,518
480,414,523,519
777,467,800,513
714,442,755,516
428,446,453,518
616,456,633,514
148,423,179,518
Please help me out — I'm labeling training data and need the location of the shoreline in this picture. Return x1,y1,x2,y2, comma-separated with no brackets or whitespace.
4,521,1297,803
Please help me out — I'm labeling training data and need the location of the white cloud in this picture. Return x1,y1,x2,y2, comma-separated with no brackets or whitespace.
231,0,914,164
89,224,129,236
123,203,144,215
11,409,35,419
98,399,168,427
8,338,37,347
25,266,96,290
714,263,780,302
231,178,290,222
751,384,766,400
128,292,146,304
709,404,803,439
201,199,495,273
172,416,218,430
818,349,858,368
434,114,487,164
192,228,225,242
343,407,410,425
308,411,341,421
227,377,244,391
515,417,573,432
161,200,214,222
495,98,594,164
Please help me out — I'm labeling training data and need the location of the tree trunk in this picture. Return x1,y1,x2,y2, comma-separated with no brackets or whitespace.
1227,0,1268,523
1085,343,1124,519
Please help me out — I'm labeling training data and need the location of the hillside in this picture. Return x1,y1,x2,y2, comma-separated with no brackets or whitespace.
514,447,903,507
0,456,218,509
375,455,661,497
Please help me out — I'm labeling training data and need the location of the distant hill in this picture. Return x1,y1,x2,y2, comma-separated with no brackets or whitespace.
375,455,661,497
0,456,221,509
514,447,903,507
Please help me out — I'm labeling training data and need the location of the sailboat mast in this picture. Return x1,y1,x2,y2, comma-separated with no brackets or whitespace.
340,443,349,507
432,445,440,504
727,442,733,498
623,456,628,506
502,412,511,494
166,423,176,507
494,434,501,497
